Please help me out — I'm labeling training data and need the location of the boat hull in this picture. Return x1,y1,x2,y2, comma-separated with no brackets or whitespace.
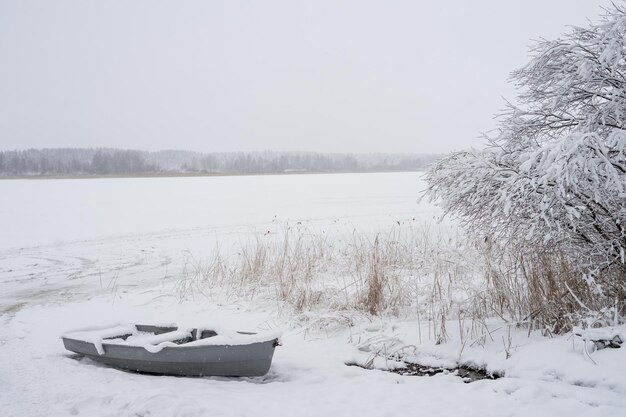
62,335,278,377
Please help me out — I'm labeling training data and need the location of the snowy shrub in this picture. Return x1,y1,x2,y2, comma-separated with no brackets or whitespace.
425,5,626,319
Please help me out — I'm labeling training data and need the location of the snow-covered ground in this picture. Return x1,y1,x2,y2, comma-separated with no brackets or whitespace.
1,172,625,416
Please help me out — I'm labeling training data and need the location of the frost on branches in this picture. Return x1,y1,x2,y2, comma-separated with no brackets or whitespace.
425,5,626,303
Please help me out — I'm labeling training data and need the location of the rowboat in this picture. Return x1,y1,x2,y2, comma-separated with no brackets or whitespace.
61,323,280,377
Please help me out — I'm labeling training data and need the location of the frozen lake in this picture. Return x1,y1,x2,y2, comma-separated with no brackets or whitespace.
0,172,435,251
0,172,440,311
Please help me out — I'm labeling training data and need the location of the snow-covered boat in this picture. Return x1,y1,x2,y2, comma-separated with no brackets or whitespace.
61,323,281,377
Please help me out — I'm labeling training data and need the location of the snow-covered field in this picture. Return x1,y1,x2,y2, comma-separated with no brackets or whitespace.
1,172,624,417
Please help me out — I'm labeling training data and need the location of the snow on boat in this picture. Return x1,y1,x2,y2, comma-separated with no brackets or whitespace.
61,323,281,377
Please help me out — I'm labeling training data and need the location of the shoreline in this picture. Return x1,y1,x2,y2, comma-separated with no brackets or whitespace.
0,170,423,181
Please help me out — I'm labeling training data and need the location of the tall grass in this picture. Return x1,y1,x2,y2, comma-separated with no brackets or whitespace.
177,222,486,336
482,239,621,334
176,221,620,340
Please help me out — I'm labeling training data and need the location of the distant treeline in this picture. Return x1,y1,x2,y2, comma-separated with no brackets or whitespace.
0,148,441,177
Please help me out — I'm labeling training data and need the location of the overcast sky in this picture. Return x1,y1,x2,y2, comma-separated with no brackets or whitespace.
0,0,612,154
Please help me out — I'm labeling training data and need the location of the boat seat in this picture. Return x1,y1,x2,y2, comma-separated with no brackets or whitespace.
193,329,218,340
144,330,193,345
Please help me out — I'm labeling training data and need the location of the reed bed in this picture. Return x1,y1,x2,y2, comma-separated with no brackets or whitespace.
176,221,619,341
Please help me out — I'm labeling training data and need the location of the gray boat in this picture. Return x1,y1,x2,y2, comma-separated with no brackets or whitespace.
62,323,281,377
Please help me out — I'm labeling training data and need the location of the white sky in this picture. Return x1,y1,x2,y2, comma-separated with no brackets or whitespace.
0,0,612,154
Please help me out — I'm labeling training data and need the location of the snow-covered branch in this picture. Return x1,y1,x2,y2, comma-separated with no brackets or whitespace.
425,4,626,302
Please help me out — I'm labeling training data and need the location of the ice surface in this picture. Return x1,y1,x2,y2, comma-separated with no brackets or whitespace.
0,172,433,251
